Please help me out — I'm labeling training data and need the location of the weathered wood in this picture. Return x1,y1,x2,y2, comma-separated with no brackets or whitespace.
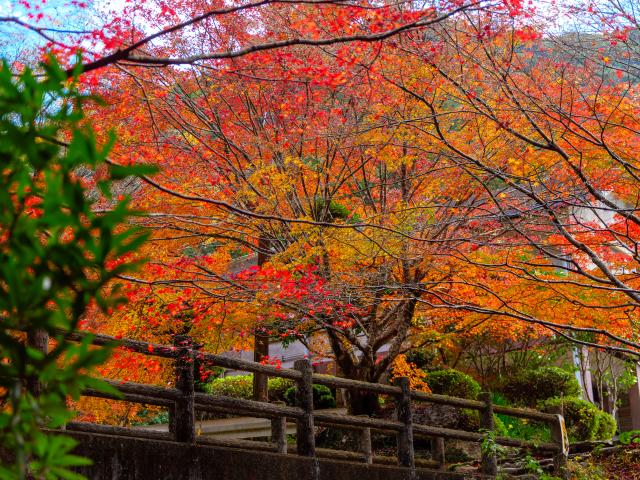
393,377,415,469
496,436,558,452
549,405,569,478
197,436,277,453
253,333,270,402
201,352,302,380
416,422,557,451
271,402,288,454
432,437,445,467
66,422,172,441
58,327,567,419
83,388,174,408
413,390,559,422
314,412,403,432
294,359,315,457
492,404,557,422
359,425,372,465
479,392,497,476
253,235,272,402
312,374,400,396
173,335,195,443
194,393,303,419
411,390,485,410
314,448,439,469
101,379,182,401
52,326,567,469
412,423,482,442
62,329,177,359
26,328,49,396
62,325,562,424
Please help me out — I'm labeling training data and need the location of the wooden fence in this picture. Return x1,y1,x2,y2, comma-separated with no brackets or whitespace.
29,331,569,477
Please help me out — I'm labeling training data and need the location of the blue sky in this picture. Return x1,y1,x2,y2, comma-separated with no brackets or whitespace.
0,0,106,62
0,0,595,64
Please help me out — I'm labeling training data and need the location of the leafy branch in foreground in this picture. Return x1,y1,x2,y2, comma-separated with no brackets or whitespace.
0,56,154,479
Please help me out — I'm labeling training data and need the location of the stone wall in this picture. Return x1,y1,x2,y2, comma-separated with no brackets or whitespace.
66,431,484,480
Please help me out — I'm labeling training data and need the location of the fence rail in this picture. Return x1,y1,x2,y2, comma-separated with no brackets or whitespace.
29,329,570,477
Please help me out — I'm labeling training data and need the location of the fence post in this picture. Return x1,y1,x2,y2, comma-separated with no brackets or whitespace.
356,416,373,465
27,328,48,396
479,391,497,476
253,333,269,402
549,405,569,478
294,359,315,457
271,401,288,454
394,377,415,469
173,334,195,443
431,437,445,468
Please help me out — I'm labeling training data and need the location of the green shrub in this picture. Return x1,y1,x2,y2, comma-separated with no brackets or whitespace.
619,429,640,445
541,397,614,442
268,377,296,402
205,375,296,402
425,369,481,400
493,393,551,442
595,410,617,440
502,366,581,407
404,348,437,370
206,375,253,398
284,384,336,409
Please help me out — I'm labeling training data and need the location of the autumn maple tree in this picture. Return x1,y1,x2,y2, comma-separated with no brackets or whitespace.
380,3,640,359
4,0,639,422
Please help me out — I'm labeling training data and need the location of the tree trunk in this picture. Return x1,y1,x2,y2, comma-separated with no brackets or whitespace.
347,387,380,416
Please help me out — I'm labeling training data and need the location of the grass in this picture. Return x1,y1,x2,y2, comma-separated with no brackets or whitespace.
492,392,551,443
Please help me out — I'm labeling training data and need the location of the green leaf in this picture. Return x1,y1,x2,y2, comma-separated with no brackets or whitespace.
109,162,159,180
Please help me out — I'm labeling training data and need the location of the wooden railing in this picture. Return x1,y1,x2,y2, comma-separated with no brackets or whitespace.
29,331,569,477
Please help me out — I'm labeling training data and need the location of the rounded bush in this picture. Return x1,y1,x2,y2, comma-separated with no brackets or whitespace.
284,384,336,409
502,366,581,407
205,375,253,399
404,348,436,370
541,396,612,442
205,375,296,401
595,410,617,440
425,369,481,400
267,377,296,402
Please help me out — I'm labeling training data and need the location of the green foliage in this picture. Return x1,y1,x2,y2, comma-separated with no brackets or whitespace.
492,415,508,437
204,374,295,402
540,397,616,442
618,429,640,446
425,369,481,400
131,410,170,427
267,376,296,402
595,410,617,440
492,393,551,443
523,453,545,476
0,56,151,479
513,454,563,480
480,429,507,459
284,384,336,409
312,197,359,223
502,366,581,407
404,348,437,370
205,375,253,398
